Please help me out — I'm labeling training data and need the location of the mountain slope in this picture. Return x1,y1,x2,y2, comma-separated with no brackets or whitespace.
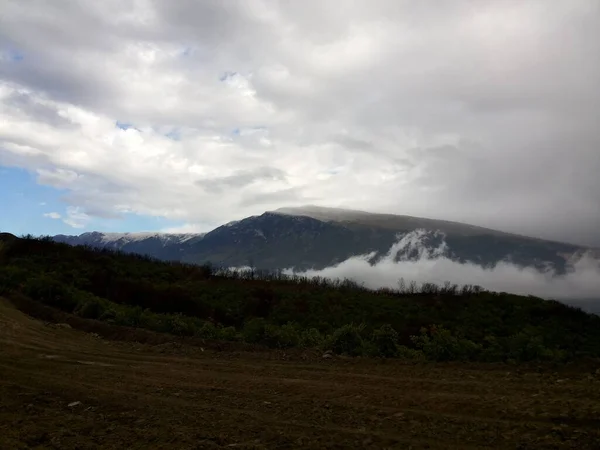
180,208,583,273
50,206,586,273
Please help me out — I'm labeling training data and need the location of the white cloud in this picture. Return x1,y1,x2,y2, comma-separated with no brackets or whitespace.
1,1,599,245
43,212,61,219
287,231,600,301
62,206,91,229
161,223,206,234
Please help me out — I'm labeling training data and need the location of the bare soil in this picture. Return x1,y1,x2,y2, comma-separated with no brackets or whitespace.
2,299,600,449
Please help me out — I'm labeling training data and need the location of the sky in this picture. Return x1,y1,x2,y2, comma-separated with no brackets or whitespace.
1,1,599,245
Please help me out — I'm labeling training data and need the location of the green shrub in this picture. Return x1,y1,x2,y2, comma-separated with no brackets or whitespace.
138,308,165,332
359,340,380,357
0,266,28,295
99,308,118,323
505,327,563,362
263,322,300,348
168,313,194,336
299,328,324,348
411,325,481,361
242,318,267,343
330,323,365,355
23,276,77,311
195,321,219,339
479,335,505,362
372,324,400,357
114,306,143,328
218,326,239,341
396,345,426,361
75,298,106,320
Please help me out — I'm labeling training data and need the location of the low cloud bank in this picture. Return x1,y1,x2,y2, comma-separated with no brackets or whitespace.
286,231,600,302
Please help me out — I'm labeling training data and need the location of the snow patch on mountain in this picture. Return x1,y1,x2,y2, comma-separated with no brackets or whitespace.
56,231,204,247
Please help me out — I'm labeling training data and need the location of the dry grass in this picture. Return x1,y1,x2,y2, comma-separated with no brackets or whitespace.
2,298,600,449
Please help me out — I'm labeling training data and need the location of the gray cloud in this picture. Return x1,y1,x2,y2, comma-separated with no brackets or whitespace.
1,0,599,244
240,187,308,206
197,166,286,194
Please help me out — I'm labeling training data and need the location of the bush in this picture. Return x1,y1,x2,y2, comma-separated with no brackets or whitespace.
23,276,77,311
167,313,194,336
299,328,324,348
264,322,300,348
218,326,239,341
75,298,106,320
114,306,143,328
411,325,481,361
505,327,565,362
372,324,399,357
242,318,268,343
396,345,426,361
195,321,219,339
479,335,505,362
0,266,28,295
330,323,365,356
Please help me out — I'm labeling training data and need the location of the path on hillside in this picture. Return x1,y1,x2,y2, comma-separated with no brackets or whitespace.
1,299,599,449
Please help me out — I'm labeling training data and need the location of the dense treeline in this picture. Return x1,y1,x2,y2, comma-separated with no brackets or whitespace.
1,234,600,362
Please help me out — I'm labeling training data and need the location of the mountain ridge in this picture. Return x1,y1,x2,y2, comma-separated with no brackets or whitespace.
44,206,589,275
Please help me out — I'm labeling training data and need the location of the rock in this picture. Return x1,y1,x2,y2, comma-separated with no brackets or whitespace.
68,401,81,408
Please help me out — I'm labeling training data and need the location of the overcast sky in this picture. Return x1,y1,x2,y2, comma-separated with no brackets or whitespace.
1,0,599,245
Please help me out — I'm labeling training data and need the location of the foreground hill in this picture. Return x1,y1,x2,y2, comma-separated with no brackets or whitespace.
2,298,600,449
1,235,600,362
52,206,585,273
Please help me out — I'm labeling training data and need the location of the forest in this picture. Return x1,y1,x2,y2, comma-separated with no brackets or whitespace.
1,233,599,363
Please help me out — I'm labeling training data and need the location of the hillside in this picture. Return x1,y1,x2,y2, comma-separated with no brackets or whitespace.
51,206,585,273
2,234,600,363
3,299,600,449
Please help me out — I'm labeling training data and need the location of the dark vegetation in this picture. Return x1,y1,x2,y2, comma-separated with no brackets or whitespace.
1,234,600,363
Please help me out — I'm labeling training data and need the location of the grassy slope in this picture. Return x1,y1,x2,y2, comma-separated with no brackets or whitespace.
2,298,600,449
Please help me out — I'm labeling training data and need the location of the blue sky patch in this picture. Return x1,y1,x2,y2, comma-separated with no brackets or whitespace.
165,129,181,140
5,48,24,62
219,71,237,81
0,165,195,236
115,120,139,131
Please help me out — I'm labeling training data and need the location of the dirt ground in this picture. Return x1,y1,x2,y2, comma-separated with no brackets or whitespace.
1,299,600,449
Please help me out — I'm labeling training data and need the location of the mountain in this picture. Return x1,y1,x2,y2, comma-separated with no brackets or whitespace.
50,206,587,274
53,231,205,261
181,206,583,272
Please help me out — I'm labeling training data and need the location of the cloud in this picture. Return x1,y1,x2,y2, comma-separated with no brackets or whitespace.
62,206,91,229
196,166,287,194
286,231,600,301
161,223,206,234
43,212,61,220
1,1,599,245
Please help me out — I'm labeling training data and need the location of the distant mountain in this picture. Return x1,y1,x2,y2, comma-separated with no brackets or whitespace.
53,231,205,261
50,206,588,275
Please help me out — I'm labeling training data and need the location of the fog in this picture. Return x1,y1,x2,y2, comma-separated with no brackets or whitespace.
286,231,600,303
